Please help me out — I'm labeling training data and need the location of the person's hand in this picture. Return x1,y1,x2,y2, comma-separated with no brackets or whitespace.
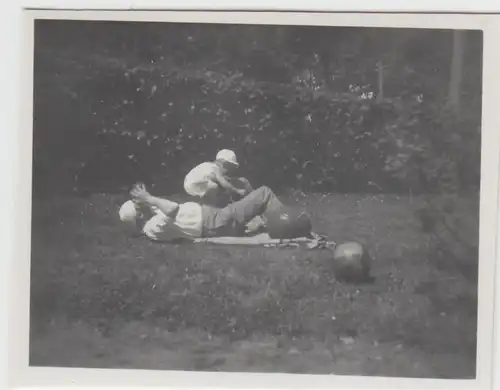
236,189,247,197
130,182,150,203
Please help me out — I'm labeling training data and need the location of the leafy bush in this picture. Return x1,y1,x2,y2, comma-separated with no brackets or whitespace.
32,23,481,198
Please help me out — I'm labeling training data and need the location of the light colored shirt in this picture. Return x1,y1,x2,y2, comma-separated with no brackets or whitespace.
143,202,203,241
183,162,219,197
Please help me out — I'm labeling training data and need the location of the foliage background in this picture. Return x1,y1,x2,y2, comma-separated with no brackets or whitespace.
32,21,482,198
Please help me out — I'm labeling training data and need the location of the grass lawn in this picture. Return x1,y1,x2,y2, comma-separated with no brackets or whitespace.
28,192,478,378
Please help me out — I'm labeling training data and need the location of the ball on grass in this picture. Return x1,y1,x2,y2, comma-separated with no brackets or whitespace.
332,241,371,282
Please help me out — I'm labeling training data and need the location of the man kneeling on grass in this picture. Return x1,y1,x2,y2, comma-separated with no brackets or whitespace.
119,183,310,242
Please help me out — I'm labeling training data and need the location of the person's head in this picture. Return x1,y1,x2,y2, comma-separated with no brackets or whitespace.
215,149,239,175
119,200,139,222
119,200,143,231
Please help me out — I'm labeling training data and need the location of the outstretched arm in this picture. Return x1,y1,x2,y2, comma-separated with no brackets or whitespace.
213,169,246,196
130,184,180,217
236,177,254,193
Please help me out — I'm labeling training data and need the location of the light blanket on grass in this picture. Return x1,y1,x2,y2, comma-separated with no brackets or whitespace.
194,232,336,249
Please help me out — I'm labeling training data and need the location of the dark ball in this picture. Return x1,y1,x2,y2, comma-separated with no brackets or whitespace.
266,207,313,239
332,241,371,282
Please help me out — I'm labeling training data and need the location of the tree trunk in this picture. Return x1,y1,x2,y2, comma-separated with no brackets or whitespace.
448,30,465,114
376,60,384,102
319,50,333,89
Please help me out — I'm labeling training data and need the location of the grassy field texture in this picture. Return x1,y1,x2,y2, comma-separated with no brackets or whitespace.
29,192,478,378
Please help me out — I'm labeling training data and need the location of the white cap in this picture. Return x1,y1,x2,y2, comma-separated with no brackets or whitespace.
216,149,239,166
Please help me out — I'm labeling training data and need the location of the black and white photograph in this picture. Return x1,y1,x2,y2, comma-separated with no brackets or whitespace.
13,9,499,388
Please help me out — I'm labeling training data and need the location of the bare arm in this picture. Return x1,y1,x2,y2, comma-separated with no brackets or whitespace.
131,184,179,217
238,177,254,193
213,168,245,195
